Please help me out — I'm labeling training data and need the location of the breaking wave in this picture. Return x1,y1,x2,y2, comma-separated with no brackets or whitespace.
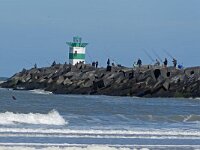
0,128,199,137
29,89,52,95
123,114,200,123
0,110,66,125
0,144,199,150
165,114,200,122
0,128,199,150
0,145,148,150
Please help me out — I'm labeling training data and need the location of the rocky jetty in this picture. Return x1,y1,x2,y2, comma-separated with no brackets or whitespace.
1,63,200,98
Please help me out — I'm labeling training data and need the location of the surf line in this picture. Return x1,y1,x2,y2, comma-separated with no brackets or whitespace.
0,143,199,148
0,128,200,137
0,133,199,140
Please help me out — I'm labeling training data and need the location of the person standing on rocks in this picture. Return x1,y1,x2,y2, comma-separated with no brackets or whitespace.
172,58,177,68
95,61,98,68
92,61,95,67
133,62,137,68
107,58,110,66
163,58,168,67
51,61,56,67
137,58,142,68
112,61,115,67
155,59,160,66
34,63,37,69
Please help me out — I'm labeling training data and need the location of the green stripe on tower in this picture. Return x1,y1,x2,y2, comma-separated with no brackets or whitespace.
69,53,85,59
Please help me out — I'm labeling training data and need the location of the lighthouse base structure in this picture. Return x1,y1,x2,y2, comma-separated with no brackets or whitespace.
69,47,86,65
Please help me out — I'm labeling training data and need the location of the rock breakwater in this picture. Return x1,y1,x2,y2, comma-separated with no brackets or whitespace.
1,64,200,98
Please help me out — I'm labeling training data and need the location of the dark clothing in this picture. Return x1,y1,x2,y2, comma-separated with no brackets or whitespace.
92,62,95,67
164,58,168,67
172,59,177,67
155,59,160,66
95,61,98,68
137,59,142,67
107,59,110,66
34,64,37,69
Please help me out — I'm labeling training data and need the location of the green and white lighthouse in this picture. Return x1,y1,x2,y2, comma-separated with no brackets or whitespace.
66,36,88,65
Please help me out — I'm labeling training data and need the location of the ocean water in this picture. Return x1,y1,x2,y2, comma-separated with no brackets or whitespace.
0,88,200,150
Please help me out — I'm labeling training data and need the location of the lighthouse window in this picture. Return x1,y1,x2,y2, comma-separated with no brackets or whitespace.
75,51,77,55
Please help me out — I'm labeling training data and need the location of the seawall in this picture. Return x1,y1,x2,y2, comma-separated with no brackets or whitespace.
1,63,200,98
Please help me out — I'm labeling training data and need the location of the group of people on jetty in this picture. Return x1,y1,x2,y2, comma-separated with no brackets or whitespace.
33,55,183,71
88,57,183,73
100,57,182,70
62,57,183,70
131,57,183,69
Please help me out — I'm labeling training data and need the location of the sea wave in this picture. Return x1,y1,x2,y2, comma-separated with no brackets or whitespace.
119,114,200,123
0,144,199,150
0,145,148,150
0,133,199,140
0,128,199,137
0,110,66,125
0,81,5,84
29,89,52,95
165,114,200,122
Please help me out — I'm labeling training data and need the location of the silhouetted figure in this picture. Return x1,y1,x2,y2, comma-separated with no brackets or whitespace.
64,62,68,68
51,61,56,67
34,63,37,69
172,58,177,68
133,62,136,68
95,61,98,68
92,61,95,67
107,59,110,66
155,59,160,66
163,58,168,67
137,58,142,68
12,96,16,100
21,68,26,73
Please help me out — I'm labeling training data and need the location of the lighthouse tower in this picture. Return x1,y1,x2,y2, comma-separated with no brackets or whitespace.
66,36,88,65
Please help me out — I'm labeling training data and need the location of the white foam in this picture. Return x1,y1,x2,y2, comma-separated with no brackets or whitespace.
0,128,199,137
0,110,66,125
0,143,199,150
0,144,148,150
30,89,52,95
0,146,134,150
0,133,199,140
0,81,5,84
0,144,199,150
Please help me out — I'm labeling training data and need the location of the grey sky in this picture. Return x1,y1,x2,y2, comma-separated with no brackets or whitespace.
0,0,200,77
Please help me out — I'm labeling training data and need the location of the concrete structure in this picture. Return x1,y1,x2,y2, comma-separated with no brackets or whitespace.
66,36,88,65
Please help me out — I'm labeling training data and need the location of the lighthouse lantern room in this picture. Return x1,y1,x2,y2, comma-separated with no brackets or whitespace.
66,36,88,65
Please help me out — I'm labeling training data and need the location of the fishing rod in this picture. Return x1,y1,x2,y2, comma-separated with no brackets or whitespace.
163,49,174,59
143,49,154,64
86,49,94,64
152,49,162,62
103,48,120,65
22,58,35,68
45,60,51,66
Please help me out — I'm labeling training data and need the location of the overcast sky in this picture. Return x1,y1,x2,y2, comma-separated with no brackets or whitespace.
0,0,200,77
